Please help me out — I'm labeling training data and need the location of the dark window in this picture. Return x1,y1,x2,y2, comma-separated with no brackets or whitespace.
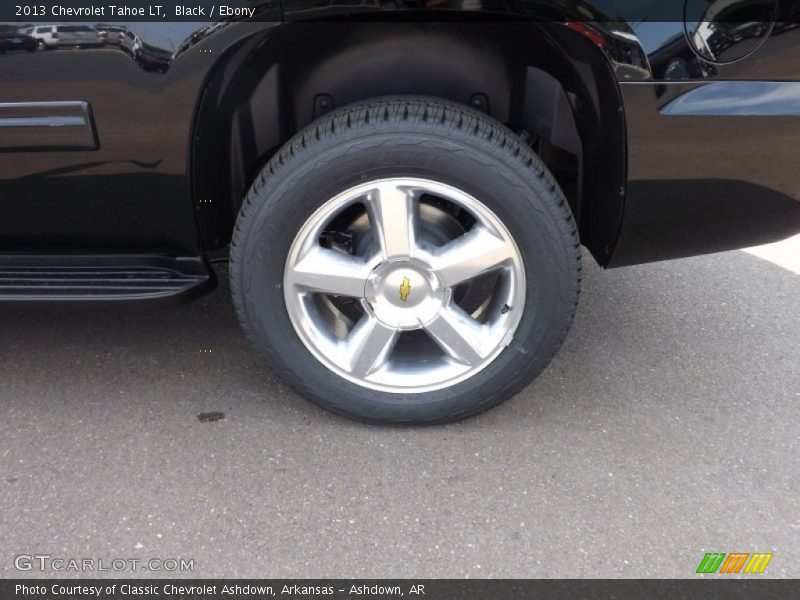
58,26,94,33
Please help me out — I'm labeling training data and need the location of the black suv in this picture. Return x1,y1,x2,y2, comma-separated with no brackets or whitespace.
1,2,799,423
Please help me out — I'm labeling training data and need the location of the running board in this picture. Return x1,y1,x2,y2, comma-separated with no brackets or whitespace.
0,254,215,308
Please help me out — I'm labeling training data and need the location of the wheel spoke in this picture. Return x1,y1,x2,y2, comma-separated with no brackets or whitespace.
366,182,417,258
288,246,370,298
424,305,487,366
345,315,399,377
429,225,515,288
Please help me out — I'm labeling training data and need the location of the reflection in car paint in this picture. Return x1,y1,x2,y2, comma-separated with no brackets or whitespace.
685,0,778,63
0,24,37,53
661,81,800,116
0,21,214,73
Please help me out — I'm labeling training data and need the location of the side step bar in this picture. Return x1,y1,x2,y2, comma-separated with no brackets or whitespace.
0,254,216,308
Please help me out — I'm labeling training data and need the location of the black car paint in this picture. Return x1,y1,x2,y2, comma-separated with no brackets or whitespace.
0,0,799,282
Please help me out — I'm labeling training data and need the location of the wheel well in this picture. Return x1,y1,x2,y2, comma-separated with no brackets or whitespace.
192,20,625,265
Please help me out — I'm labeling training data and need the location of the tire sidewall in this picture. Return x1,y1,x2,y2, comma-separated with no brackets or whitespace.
234,123,575,423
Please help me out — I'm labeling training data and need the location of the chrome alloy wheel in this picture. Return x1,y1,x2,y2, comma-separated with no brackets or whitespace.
283,178,526,393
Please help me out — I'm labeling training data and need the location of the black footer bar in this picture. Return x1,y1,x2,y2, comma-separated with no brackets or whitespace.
2,579,799,600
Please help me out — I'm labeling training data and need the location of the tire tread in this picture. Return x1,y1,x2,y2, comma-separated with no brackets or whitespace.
230,96,581,424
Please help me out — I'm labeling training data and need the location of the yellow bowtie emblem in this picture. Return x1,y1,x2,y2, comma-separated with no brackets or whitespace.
399,276,411,302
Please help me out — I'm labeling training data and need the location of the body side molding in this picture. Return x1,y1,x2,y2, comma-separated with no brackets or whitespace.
0,101,99,151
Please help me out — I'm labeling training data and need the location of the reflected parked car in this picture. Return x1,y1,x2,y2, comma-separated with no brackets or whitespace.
29,25,101,50
0,27,37,53
96,25,127,46
135,42,172,72
120,30,140,56
27,26,53,51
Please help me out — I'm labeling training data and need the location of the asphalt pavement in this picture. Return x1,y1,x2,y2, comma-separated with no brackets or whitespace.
1,243,798,579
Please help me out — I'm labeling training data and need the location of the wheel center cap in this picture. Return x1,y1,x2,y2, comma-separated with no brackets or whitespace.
364,259,446,329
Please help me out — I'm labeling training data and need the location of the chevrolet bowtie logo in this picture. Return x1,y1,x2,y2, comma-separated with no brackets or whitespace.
399,276,411,303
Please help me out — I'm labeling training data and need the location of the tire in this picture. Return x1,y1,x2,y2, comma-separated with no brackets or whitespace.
230,96,581,424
